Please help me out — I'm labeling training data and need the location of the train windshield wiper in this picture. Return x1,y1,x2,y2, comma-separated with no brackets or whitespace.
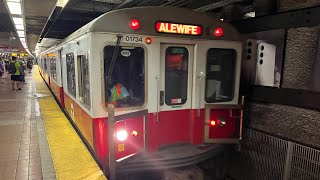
106,34,123,89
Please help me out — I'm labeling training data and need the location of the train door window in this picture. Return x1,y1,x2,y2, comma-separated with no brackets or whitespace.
205,49,236,103
165,47,188,105
50,56,57,81
66,53,76,98
104,46,145,108
77,55,90,109
44,58,47,71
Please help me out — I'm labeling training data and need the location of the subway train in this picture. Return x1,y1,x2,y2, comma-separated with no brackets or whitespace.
38,6,243,177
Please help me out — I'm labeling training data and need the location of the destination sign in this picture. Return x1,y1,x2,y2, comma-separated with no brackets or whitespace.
156,22,202,35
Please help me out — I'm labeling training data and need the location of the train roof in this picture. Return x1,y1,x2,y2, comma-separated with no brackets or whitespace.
62,6,240,43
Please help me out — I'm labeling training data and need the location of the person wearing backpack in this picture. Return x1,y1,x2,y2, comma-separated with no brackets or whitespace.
10,56,22,90
27,60,33,73
19,60,26,83
0,58,4,83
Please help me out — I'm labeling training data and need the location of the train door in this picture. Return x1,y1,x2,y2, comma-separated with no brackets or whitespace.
158,44,194,146
58,50,65,107
203,48,242,144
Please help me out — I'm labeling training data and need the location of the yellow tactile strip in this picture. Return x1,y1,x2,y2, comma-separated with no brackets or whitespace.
33,66,106,180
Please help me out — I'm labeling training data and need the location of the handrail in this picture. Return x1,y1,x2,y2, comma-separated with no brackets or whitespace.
106,104,149,180
197,76,202,117
107,104,116,180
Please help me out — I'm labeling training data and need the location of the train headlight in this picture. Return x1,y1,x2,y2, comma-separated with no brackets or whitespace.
116,130,128,141
210,120,216,126
132,130,138,136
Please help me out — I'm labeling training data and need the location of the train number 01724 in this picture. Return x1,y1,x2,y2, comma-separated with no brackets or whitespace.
125,36,143,42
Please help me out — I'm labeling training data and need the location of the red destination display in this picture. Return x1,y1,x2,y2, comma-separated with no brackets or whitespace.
156,22,202,35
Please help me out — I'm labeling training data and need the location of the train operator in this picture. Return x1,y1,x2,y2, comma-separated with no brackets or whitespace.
108,80,130,107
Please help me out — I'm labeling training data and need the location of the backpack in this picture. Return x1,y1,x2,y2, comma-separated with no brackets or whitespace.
7,62,16,74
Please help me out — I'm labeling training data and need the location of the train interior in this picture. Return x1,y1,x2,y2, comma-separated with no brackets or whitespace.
104,46,145,108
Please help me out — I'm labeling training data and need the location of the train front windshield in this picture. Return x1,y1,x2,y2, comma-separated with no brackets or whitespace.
205,48,236,103
104,46,145,108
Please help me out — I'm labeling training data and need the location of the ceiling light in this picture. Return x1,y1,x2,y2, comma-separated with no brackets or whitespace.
56,0,69,8
245,11,255,18
15,24,24,30
7,2,22,15
20,37,25,42
17,30,25,37
13,17,23,24
7,0,21,2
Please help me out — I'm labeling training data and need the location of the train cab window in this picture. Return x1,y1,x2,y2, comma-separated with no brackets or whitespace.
77,55,90,109
104,46,145,108
165,47,188,105
50,57,57,81
205,48,236,103
66,53,76,98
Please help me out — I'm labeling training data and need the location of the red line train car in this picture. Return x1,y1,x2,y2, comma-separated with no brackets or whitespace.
38,6,243,178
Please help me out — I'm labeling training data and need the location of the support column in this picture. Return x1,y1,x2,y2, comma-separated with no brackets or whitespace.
278,0,320,12
281,27,319,90
279,0,320,90
311,36,320,91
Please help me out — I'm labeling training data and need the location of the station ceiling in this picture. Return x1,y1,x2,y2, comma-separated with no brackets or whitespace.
0,0,255,54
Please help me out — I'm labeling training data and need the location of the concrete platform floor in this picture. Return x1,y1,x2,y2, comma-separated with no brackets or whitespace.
0,71,55,180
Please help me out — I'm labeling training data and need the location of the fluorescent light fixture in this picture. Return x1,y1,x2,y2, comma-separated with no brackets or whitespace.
245,11,255,18
17,30,25,37
7,2,22,15
13,17,23,24
56,0,69,8
15,24,24,30
7,0,21,2
20,37,25,42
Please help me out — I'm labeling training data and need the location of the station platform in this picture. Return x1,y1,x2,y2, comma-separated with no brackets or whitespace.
0,66,106,180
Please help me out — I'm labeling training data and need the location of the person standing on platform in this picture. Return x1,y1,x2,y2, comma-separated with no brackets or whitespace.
0,58,4,83
8,56,22,90
19,60,26,83
27,60,33,73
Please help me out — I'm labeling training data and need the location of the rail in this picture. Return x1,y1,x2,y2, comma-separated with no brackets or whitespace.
106,104,149,180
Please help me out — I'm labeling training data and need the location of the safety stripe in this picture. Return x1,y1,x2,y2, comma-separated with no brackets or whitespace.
34,65,106,180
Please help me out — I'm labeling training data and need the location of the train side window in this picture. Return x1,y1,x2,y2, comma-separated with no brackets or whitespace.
104,46,145,108
50,56,57,81
165,47,189,105
44,58,47,71
205,48,236,103
77,55,90,109
66,53,76,98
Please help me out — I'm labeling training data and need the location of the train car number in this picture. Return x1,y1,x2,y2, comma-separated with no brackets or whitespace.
125,36,143,42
